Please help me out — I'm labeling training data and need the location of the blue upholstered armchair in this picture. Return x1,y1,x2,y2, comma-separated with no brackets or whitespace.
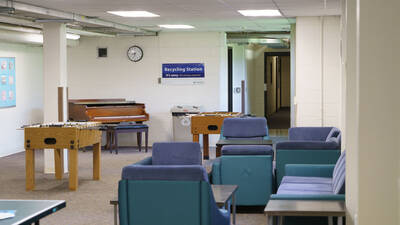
136,142,202,166
119,165,230,225
270,151,346,225
211,145,274,206
220,117,269,140
275,127,341,185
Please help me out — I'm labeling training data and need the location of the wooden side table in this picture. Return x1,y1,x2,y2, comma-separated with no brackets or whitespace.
264,200,345,225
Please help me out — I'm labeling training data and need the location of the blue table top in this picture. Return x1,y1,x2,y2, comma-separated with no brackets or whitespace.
0,200,65,225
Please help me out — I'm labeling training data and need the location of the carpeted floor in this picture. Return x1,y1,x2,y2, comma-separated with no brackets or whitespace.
0,147,267,225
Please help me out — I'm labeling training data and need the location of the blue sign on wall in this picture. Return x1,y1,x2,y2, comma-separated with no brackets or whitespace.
0,57,16,108
162,63,205,78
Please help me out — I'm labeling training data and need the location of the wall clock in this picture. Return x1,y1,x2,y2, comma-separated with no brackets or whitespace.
127,45,143,62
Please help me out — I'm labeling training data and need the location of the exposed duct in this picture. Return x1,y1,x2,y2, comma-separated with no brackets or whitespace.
0,0,156,36
0,16,116,37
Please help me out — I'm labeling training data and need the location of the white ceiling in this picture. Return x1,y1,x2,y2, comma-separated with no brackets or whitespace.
16,0,341,32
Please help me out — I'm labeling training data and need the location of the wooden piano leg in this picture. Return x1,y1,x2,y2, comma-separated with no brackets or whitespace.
106,128,112,152
203,134,209,160
93,142,101,180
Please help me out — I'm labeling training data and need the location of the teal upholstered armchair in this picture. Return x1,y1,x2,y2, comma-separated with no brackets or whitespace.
119,165,230,225
275,127,342,186
211,145,274,206
118,142,230,225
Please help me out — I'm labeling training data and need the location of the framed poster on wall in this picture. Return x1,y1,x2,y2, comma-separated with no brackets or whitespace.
0,57,16,108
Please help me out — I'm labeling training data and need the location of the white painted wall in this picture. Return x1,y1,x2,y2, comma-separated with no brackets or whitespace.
0,42,43,157
295,16,341,128
67,32,227,146
231,45,246,113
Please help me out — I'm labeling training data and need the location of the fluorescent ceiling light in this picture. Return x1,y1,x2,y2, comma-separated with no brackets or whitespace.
158,24,194,29
107,11,160,17
238,9,281,17
66,33,80,40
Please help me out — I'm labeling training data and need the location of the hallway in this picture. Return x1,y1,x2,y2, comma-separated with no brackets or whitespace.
267,107,290,129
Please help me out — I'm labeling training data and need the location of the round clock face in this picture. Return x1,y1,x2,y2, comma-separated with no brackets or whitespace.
127,46,143,62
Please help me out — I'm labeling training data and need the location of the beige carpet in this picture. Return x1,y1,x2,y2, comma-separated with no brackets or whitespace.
0,147,267,225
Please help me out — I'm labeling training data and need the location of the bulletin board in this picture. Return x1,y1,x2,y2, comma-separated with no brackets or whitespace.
0,57,16,108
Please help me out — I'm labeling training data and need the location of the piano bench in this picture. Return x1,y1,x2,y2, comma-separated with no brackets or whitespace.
106,124,149,154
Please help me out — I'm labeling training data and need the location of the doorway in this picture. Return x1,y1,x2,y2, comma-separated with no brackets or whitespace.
228,47,233,112
264,52,290,129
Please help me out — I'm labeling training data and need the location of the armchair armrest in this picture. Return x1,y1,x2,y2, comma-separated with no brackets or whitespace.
270,194,345,201
276,141,340,150
285,164,334,178
134,156,152,165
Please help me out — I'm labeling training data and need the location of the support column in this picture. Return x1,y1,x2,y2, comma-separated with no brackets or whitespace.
345,0,400,224
43,23,68,173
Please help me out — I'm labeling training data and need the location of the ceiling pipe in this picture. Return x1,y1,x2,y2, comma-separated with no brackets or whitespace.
0,0,155,35
0,15,116,37
0,28,79,46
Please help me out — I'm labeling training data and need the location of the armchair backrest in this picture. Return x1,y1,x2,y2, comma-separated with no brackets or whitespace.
222,117,268,138
217,145,274,206
289,127,336,141
152,142,202,165
332,150,346,194
119,165,221,225
222,145,274,156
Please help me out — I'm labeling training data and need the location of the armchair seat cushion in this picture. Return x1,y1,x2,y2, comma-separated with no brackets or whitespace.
281,176,332,185
277,181,334,195
221,145,273,156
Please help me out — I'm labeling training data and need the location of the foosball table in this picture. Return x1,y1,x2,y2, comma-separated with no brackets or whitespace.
191,112,241,159
23,122,102,191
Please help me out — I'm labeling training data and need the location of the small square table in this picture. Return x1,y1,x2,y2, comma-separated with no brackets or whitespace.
0,200,66,225
110,184,238,225
264,200,345,225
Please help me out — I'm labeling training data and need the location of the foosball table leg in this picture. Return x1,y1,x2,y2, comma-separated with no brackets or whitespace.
193,134,199,142
54,148,64,180
25,148,35,191
68,149,78,191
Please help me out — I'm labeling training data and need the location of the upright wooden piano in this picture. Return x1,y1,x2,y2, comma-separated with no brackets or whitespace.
68,98,149,123
68,99,149,150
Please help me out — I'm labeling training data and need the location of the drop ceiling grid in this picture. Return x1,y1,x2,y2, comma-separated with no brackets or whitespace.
10,0,341,31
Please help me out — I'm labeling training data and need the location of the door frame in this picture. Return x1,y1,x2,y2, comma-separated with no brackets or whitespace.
228,47,233,112
264,52,290,119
